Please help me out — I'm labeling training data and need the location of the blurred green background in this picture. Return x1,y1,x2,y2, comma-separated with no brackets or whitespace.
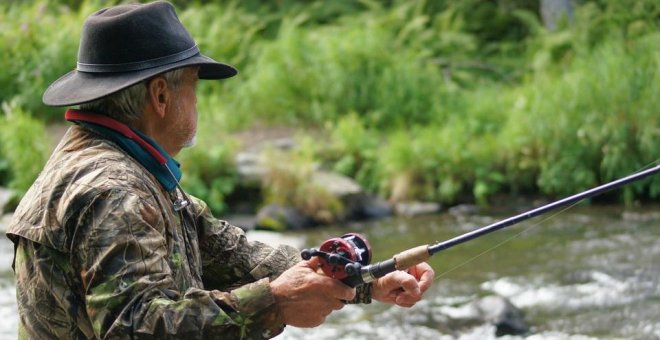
0,0,658,216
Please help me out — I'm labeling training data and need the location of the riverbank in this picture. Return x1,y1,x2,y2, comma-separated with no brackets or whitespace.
2,0,659,227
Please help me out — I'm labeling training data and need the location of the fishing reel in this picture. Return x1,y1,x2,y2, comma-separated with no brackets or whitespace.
301,233,372,287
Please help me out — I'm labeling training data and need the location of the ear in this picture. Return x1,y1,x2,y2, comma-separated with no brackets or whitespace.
146,76,170,118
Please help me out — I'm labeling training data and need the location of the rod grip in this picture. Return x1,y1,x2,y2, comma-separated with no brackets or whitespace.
393,245,430,270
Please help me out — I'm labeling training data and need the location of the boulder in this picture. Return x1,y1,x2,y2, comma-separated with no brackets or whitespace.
255,203,313,230
360,195,393,220
235,137,296,186
310,171,364,220
234,151,264,185
234,138,394,229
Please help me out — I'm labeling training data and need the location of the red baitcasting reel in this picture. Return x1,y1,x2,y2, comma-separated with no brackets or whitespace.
301,233,372,287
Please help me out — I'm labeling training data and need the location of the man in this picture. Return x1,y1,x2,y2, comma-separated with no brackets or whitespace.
6,1,434,339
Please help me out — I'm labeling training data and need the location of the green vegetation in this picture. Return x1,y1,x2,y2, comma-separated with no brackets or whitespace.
178,140,240,214
1,0,658,215
0,102,49,195
261,137,344,224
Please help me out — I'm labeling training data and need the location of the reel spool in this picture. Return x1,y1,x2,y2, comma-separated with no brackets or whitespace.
301,233,372,282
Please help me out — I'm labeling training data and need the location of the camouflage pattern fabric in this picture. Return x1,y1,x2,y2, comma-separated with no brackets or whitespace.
6,125,301,339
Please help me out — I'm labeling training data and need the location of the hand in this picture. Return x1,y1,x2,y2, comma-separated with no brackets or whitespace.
270,257,356,327
372,262,434,307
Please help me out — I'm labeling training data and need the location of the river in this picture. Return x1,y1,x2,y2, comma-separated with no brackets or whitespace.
1,204,659,339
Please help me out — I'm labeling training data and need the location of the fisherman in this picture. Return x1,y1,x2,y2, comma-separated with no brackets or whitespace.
6,1,434,338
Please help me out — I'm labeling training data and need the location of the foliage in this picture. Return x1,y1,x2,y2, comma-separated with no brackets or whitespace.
178,141,240,215
1,0,659,215
0,1,104,121
0,102,49,194
260,137,344,224
224,0,534,129
502,32,660,201
321,113,381,193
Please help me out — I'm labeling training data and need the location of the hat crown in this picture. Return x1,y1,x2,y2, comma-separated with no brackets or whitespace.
78,1,196,72
43,0,237,107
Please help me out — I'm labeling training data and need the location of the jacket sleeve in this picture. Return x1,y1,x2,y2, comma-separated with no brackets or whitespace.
190,198,373,304
75,189,285,339
191,197,301,291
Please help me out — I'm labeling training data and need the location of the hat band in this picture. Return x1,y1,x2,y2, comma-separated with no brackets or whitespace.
76,45,200,73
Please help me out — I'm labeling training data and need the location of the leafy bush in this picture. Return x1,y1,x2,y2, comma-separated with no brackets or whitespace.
0,1,99,121
2,0,659,211
227,2,450,128
0,102,49,194
321,113,380,192
501,32,660,200
260,136,344,224
178,137,240,215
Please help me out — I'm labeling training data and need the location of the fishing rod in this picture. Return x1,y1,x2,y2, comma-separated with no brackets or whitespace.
301,164,660,287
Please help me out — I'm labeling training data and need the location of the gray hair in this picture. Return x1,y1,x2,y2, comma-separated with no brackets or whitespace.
79,68,186,125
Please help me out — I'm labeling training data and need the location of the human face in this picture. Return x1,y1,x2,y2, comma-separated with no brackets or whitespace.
168,67,199,153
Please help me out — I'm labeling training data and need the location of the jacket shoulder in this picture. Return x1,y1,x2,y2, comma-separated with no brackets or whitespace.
6,126,166,252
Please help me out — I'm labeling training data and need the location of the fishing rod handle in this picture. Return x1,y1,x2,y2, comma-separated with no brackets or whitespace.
356,245,431,285
393,245,431,270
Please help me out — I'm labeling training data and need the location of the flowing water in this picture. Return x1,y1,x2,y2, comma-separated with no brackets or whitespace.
1,204,659,339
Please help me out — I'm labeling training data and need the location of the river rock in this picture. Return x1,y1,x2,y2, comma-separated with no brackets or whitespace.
255,203,313,230
235,137,296,186
448,204,480,216
235,137,394,229
438,295,529,336
309,171,394,221
234,151,264,185
310,171,366,220
394,201,442,217
311,171,361,196
473,295,530,336
360,195,393,220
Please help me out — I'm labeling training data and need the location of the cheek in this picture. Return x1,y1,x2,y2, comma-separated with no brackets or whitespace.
189,105,198,129
190,95,198,124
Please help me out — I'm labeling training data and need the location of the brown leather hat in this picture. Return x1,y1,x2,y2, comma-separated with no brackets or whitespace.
43,1,237,106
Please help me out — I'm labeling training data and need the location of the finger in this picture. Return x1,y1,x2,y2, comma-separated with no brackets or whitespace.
307,315,327,328
407,265,419,278
416,264,435,294
331,299,346,311
395,293,420,308
398,273,421,297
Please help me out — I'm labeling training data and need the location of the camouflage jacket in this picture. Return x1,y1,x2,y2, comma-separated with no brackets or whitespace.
6,125,301,339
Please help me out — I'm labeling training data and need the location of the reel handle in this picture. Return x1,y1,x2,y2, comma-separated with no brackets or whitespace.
300,233,372,287
300,248,319,260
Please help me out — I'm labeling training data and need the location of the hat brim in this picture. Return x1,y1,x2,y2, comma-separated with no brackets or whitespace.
43,53,237,107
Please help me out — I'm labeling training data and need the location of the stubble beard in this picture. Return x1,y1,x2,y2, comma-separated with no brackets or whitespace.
182,133,197,148
174,101,197,149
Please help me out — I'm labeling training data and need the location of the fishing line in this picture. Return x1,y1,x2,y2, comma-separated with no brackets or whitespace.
431,159,660,281
303,160,660,288
432,201,580,281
